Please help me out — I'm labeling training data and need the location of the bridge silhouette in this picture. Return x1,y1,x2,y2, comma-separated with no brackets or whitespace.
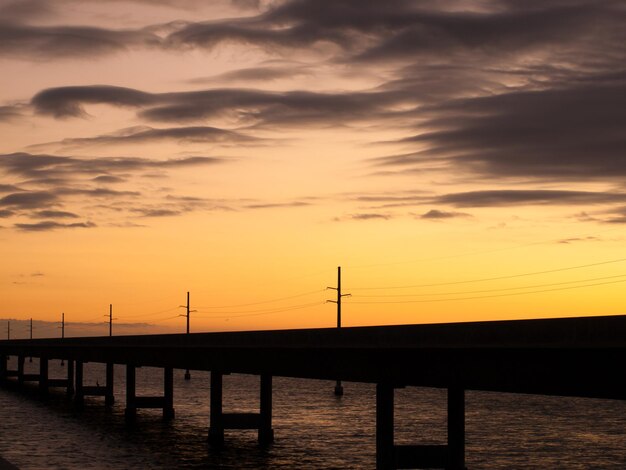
2,314,626,469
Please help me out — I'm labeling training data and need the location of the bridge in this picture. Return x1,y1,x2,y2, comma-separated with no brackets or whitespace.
2,314,626,469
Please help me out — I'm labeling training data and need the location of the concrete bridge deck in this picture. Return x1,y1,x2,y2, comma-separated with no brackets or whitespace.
2,314,626,469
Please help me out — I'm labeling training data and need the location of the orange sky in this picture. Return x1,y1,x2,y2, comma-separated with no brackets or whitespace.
1,0,626,337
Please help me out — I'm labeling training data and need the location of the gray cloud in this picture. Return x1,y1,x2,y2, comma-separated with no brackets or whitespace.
0,191,57,209
92,175,125,184
15,220,96,231
379,82,626,181
420,209,470,219
355,2,625,63
45,125,257,149
161,0,626,71
0,152,226,179
557,236,600,244
31,210,79,219
0,183,22,193
244,201,311,209
0,22,160,59
0,105,23,121
434,190,626,208
334,213,390,222
31,84,396,129
0,152,231,229
32,86,154,118
0,0,53,21
131,208,183,217
190,63,314,84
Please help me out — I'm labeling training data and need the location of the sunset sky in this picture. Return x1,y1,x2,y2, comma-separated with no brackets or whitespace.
1,0,626,337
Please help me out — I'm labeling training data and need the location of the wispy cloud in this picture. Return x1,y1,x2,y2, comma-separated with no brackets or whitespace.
0,191,58,209
33,126,258,151
0,152,226,179
243,201,311,209
30,210,79,219
434,190,626,208
0,152,231,229
419,209,471,220
15,220,96,232
30,85,396,130
0,22,160,59
334,212,391,222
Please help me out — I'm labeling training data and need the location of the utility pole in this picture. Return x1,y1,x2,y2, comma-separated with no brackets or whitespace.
61,313,65,366
327,266,351,396
29,318,33,362
180,291,196,380
106,304,115,406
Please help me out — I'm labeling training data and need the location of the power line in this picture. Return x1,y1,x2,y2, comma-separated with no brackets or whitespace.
354,273,626,298
350,278,626,304
150,315,184,323
195,289,323,309
117,306,180,320
344,225,625,270
348,257,626,290
196,301,323,319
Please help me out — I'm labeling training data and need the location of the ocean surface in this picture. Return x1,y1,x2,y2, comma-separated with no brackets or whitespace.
1,358,625,469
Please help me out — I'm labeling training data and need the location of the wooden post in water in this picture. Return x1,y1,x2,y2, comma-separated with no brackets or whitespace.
125,364,137,420
259,374,274,445
208,371,224,446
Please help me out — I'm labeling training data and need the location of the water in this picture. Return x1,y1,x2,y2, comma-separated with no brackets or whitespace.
1,358,626,469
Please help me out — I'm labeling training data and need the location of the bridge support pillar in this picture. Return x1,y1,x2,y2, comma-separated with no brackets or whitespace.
375,384,466,470
259,374,274,445
448,386,465,470
209,372,273,447
74,360,84,405
125,364,137,420
74,360,116,406
0,354,6,384
208,371,224,446
163,367,175,420
66,360,75,397
39,357,49,395
105,363,115,406
125,365,174,420
17,355,25,386
376,383,395,470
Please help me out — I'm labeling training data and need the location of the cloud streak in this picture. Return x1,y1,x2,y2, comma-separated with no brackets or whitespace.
0,152,231,230
14,220,95,232
0,22,160,59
